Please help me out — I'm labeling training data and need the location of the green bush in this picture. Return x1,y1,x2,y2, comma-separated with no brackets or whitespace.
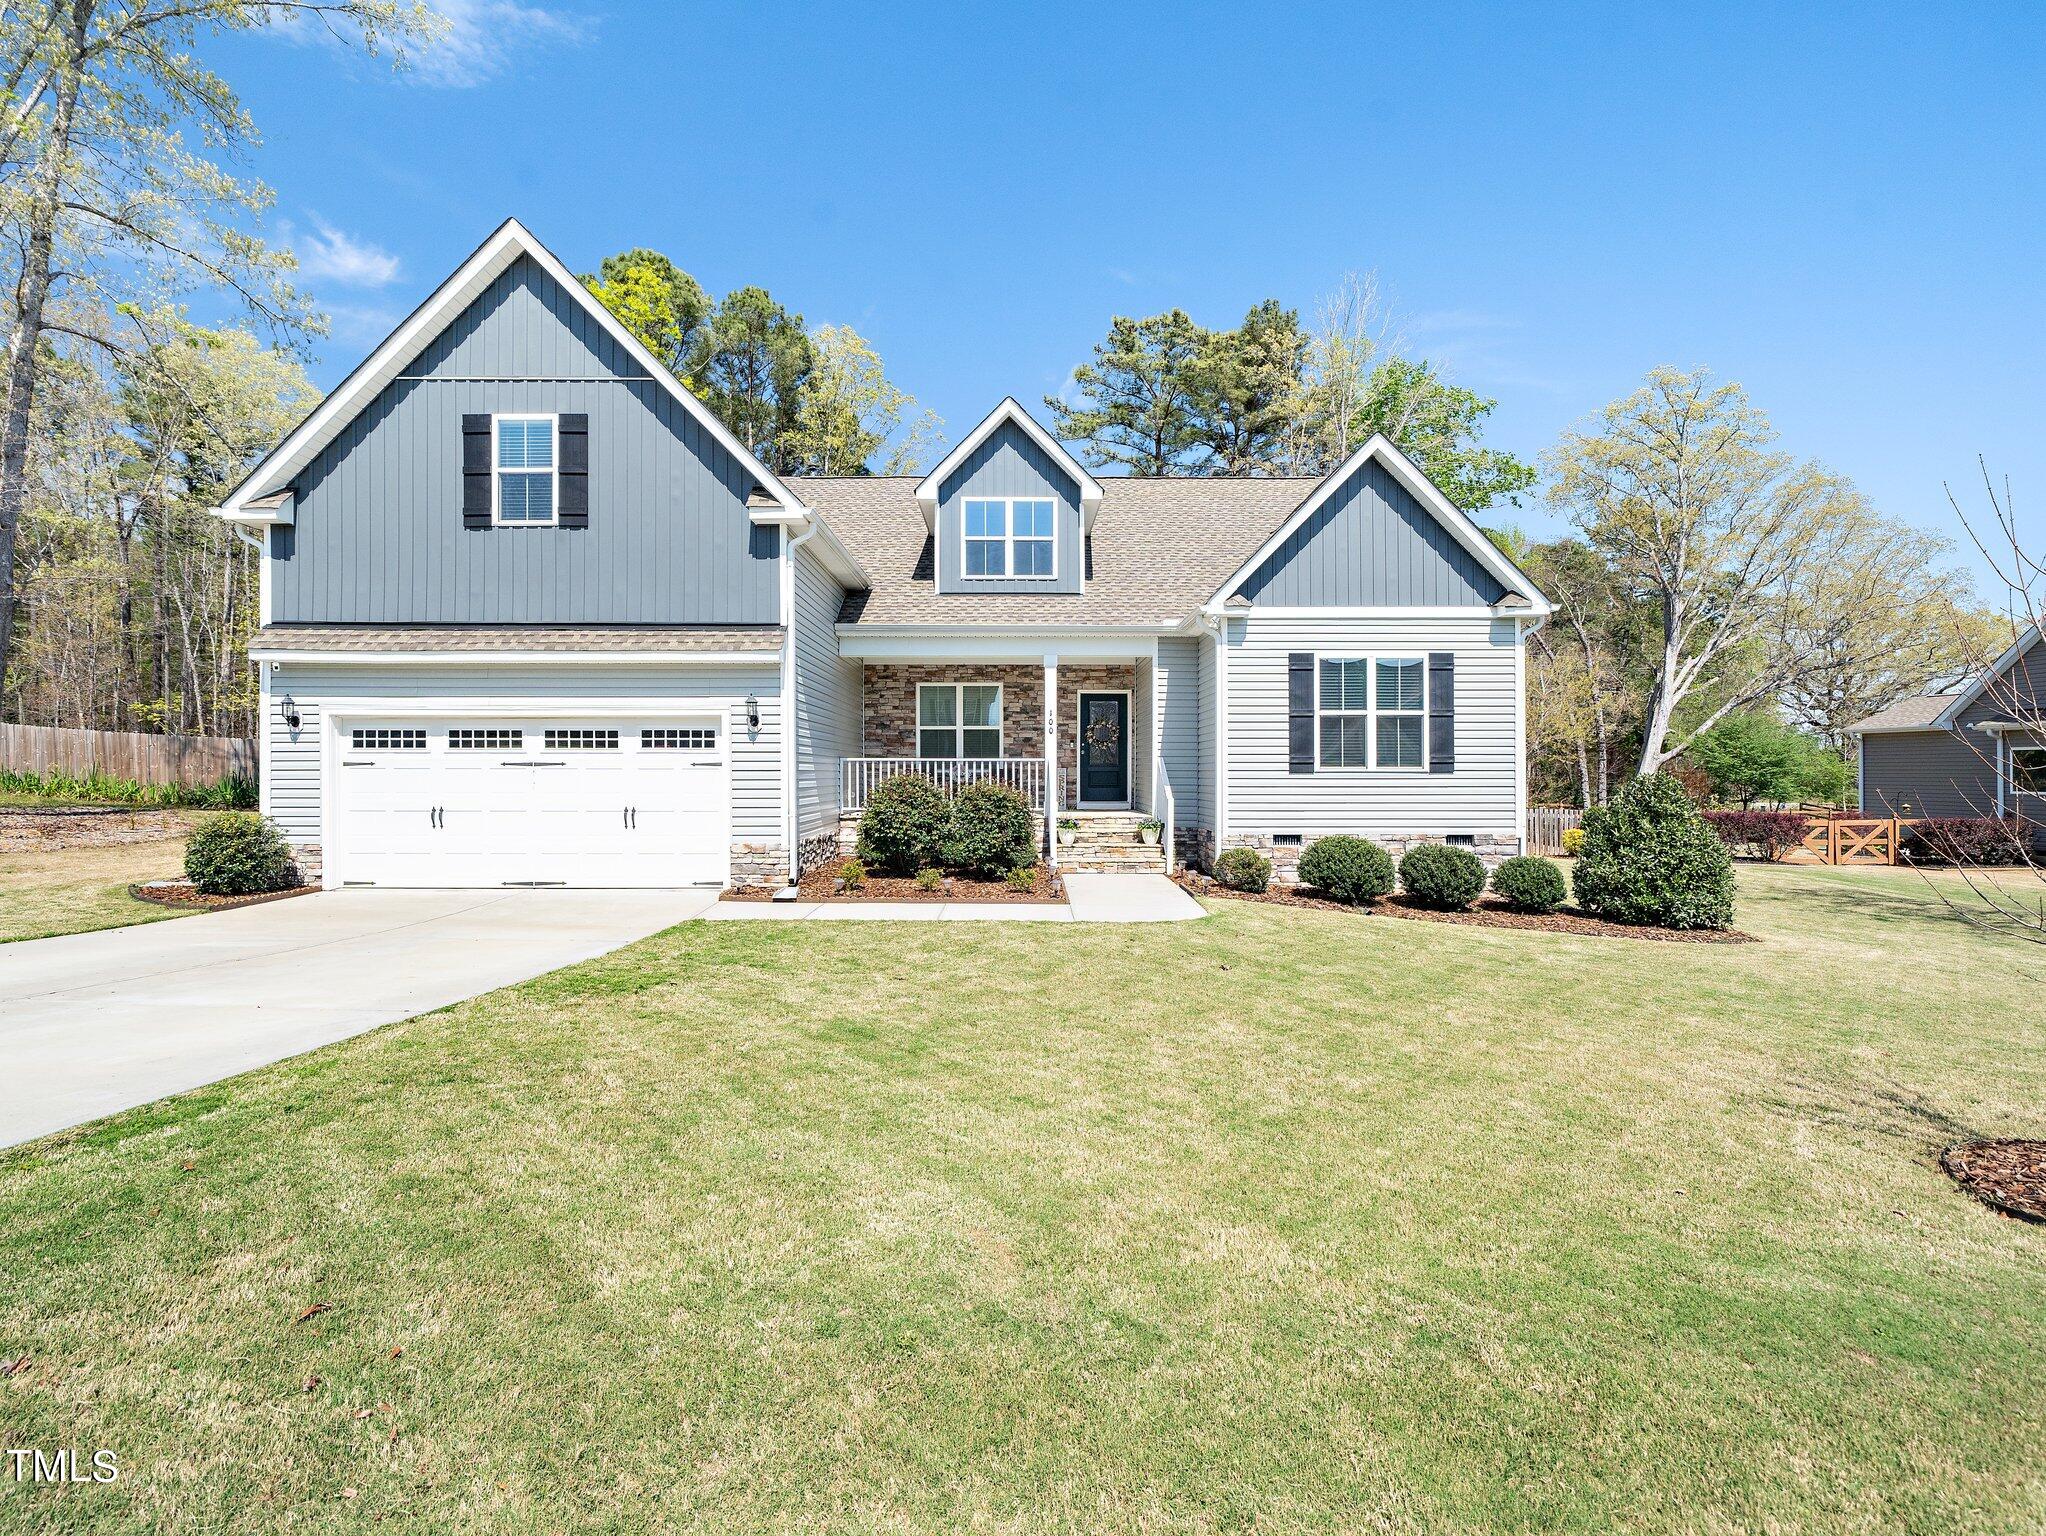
914,866,944,892
837,857,866,891
941,780,1038,877
1491,855,1567,913
1003,864,1038,892
0,766,256,808
183,812,296,896
1399,843,1487,910
856,774,951,874
1295,835,1394,904
1572,772,1735,930
1214,847,1271,893
1561,826,1586,857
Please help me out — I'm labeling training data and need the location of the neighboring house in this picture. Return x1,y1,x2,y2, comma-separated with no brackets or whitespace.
1848,626,2046,827
215,221,1553,891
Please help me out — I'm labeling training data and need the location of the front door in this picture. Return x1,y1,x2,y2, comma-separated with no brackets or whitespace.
1078,693,1129,805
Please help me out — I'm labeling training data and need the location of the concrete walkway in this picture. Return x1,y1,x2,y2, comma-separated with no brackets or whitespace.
0,887,718,1150
706,871,1204,924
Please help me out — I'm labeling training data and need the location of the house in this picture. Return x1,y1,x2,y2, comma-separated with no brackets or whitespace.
214,220,1553,891
1848,626,2046,828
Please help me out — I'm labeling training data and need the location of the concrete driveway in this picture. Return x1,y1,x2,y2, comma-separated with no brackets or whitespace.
0,887,718,1150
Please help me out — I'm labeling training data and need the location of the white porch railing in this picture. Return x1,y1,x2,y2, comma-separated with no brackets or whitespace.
841,757,1047,813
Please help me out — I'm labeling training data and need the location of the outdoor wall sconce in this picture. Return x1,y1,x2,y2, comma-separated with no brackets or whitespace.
746,694,760,730
280,694,301,730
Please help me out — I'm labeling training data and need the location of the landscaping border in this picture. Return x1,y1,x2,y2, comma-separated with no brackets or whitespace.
128,881,319,914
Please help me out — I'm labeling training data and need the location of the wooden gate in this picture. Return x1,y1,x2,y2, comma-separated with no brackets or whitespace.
1787,816,1908,866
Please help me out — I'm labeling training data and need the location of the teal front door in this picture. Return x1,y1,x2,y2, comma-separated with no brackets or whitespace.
1078,693,1129,804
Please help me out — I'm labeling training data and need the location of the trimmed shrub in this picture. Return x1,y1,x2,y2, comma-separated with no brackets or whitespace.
914,866,944,892
837,857,866,891
856,774,951,874
1702,809,1811,862
1905,816,2019,866
1398,843,1487,911
183,812,295,896
1296,835,1394,904
1003,864,1038,892
1214,847,1271,893
941,780,1037,877
1572,772,1735,930
1561,826,1586,857
1491,855,1567,914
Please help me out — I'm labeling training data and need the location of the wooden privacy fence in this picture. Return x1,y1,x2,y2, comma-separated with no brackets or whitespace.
1786,815,1913,866
1527,806,1583,855
0,722,255,787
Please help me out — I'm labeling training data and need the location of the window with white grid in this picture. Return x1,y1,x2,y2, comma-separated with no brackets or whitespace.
543,728,618,750
448,728,522,750
351,728,426,751
641,728,715,751
494,415,555,525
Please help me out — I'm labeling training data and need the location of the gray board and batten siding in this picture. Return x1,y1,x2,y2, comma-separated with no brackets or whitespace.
268,254,779,626
933,420,1084,597
1238,457,1508,608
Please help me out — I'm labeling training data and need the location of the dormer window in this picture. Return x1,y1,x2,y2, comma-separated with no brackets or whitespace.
494,415,556,525
962,496,1055,579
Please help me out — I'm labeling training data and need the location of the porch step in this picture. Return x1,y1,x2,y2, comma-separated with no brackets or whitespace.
1058,815,1168,872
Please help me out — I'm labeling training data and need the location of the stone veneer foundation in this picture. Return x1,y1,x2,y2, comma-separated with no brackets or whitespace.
860,662,1143,811
1219,831,1522,885
729,841,789,891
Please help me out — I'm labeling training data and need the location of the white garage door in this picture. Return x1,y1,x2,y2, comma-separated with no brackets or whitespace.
332,718,728,887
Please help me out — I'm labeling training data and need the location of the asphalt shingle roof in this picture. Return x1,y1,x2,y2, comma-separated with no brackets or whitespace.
1846,694,1954,733
792,475,1318,627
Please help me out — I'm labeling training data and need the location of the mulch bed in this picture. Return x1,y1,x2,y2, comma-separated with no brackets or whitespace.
1940,1139,2046,1223
1175,873,1755,943
723,861,1065,904
129,880,318,913
2,806,198,852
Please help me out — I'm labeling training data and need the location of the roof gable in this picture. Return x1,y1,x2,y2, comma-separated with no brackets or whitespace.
1207,435,1549,614
1935,624,2045,728
214,218,805,520
914,398,1103,532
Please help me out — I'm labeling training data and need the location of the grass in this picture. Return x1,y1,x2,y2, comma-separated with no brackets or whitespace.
0,837,188,943
0,864,2041,1533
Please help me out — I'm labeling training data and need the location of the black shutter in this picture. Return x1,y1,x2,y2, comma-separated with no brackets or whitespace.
1288,652,1316,774
1428,652,1455,774
557,413,589,529
461,414,492,529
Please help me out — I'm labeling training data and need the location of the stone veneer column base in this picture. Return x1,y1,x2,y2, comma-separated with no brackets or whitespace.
1175,827,1215,873
289,842,324,884
796,829,839,876
729,842,789,891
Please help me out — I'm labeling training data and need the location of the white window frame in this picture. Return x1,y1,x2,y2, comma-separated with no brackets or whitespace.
492,413,557,528
1315,652,1429,771
2011,743,2046,796
915,681,1004,759
958,496,1057,581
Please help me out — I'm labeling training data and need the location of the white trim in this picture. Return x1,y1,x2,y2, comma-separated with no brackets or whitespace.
1933,625,2042,729
213,217,808,522
780,520,807,886
1513,617,1529,850
914,680,1006,759
490,412,558,528
1215,604,1536,619
2010,743,2046,807
249,649,779,667
1204,434,1552,615
1310,651,1430,772
1213,617,1231,849
1857,735,1866,813
957,494,1058,581
913,397,1104,532
1042,653,1059,863
834,629,1162,663
1073,687,1133,809
218,491,293,528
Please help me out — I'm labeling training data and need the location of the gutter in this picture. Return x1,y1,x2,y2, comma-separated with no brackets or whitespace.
780,513,822,893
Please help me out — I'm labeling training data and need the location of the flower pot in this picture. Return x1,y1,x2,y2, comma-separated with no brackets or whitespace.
1139,827,1159,844
1057,829,1076,846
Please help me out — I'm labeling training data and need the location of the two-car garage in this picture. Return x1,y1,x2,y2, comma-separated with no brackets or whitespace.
325,715,731,888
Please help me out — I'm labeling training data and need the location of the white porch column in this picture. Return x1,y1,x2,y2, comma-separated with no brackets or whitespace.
1043,652,1059,866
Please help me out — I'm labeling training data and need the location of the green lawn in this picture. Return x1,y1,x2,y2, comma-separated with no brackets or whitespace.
0,837,188,943
1,865,2041,1533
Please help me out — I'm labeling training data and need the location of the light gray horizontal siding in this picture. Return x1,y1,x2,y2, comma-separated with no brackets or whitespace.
1859,730,1999,819
1223,614,1521,837
1197,634,1217,833
261,662,783,847
1132,658,1154,813
1958,634,2045,730
271,255,777,625
935,421,1083,596
1157,634,1203,830
793,545,860,836
1239,458,1507,607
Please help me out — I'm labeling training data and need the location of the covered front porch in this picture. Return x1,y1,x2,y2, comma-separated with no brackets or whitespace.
832,638,1174,869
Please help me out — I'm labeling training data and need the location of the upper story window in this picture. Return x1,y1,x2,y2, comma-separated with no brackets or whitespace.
1318,655,1425,769
494,415,556,526
961,497,1055,579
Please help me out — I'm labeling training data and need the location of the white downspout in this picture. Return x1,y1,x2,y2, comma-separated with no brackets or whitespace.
1043,652,1059,868
1198,610,1228,858
780,514,820,891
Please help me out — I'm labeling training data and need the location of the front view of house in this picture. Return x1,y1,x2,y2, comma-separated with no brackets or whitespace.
215,221,1552,891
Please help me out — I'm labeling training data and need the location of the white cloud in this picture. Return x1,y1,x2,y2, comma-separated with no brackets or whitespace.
321,302,405,352
410,0,583,88
294,216,402,288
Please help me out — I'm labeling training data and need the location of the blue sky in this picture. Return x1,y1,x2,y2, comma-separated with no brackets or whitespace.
216,2,2045,596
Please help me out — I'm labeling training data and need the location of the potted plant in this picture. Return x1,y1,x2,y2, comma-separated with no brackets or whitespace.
1138,818,1163,845
1057,817,1078,846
